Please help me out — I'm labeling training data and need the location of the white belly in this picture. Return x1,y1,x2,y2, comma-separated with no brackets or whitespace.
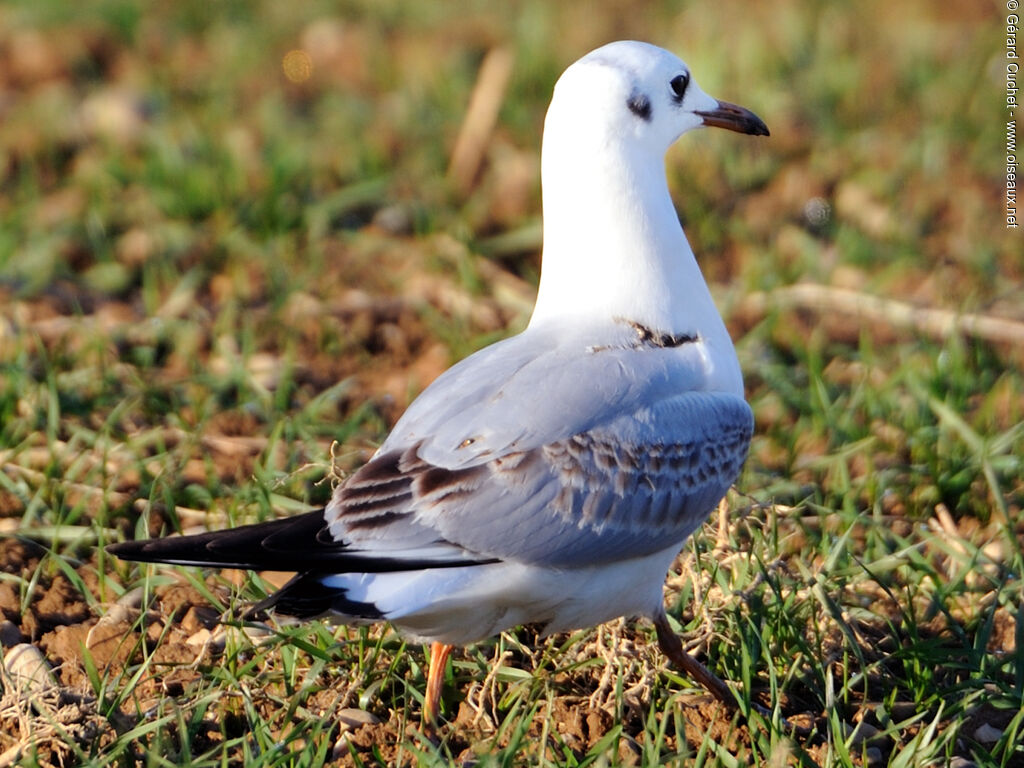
322,543,683,645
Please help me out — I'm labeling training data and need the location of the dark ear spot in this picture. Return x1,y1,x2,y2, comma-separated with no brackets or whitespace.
626,91,652,121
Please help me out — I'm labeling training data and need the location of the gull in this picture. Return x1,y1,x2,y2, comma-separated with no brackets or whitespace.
107,40,768,726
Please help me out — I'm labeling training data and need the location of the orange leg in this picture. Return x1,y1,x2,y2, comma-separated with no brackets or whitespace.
423,642,453,726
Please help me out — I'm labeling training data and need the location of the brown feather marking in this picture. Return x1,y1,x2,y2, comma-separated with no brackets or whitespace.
347,449,404,487
415,465,485,500
345,510,406,531
341,476,411,502
339,490,414,518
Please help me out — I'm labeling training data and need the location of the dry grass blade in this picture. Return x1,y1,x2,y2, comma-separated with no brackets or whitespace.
447,46,516,194
740,283,1024,347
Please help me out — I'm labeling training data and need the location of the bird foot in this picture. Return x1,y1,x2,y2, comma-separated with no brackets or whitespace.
654,612,809,735
653,611,740,710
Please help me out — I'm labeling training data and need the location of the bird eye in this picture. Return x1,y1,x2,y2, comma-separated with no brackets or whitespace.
670,74,689,101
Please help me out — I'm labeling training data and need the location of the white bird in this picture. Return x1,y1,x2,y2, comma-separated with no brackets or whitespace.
108,40,768,725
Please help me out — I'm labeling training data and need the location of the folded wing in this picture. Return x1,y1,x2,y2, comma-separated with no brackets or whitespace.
329,389,752,567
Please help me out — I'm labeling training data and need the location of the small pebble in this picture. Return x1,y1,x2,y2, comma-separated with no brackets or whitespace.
210,622,275,650
146,622,165,645
843,720,880,746
3,644,58,693
973,723,1002,744
331,735,351,761
372,204,413,235
0,620,22,647
185,628,212,649
337,708,380,730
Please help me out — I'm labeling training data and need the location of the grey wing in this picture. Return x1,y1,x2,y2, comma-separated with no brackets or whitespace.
383,325,713,470
325,390,752,568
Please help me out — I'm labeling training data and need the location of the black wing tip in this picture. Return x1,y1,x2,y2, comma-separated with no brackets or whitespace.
105,537,221,568
105,507,500,573
105,540,131,557
103,509,332,570
105,538,158,561
106,539,153,554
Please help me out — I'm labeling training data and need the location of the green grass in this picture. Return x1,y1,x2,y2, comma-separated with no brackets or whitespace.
1,0,1022,765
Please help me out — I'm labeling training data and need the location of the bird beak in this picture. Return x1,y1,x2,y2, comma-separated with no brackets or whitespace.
696,100,770,136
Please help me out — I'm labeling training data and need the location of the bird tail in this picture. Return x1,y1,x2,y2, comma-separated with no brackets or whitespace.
106,508,498,622
243,572,386,621
105,510,332,571
107,510,388,622
107,508,497,573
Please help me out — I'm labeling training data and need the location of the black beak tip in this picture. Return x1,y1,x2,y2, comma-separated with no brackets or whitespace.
697,100,770,138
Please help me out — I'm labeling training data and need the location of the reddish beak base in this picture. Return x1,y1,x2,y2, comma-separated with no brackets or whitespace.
695,100,769,136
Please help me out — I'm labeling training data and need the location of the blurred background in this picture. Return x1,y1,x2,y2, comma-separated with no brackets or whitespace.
1,0,1017,515
0,0,1021,764
1,0,1013,311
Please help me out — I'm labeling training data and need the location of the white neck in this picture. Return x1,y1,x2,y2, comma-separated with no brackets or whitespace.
528,130,727,346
